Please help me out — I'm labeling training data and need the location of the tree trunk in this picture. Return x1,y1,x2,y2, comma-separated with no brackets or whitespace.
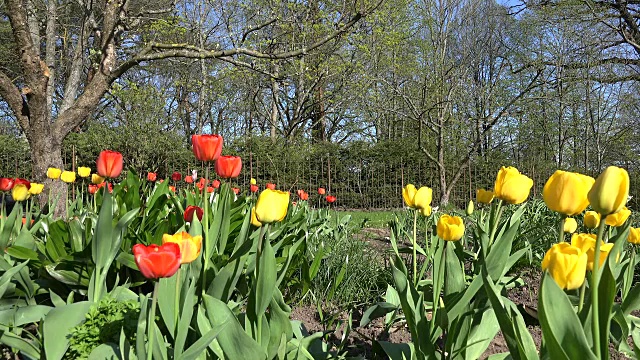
29,131,67,217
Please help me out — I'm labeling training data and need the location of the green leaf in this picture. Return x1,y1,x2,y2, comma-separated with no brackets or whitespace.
250,237,277,322
538,272,596,360
43,301,92,360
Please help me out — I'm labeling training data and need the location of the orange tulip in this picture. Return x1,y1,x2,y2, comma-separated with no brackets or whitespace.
192,134,223,162
96,150,123,178
147,172,157,182
267,183,276,190
215,155,242,179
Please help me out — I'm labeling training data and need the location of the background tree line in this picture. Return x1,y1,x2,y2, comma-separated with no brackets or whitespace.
0,0,639,208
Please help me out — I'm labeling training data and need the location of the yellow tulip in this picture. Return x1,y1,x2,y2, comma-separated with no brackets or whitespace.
542,170,595,216
587,166,629,215
162,231,202,264
571,233,598,271
47,167,61,179
541,242,587,290
466,200,474,216
476,189,494,204
77,167,91,178
563,218,577,234
255,189,290,223
251,207,262,227
91,174,105,185
493,166,534,204
628,227,640,245
605,207,631,227
402,184,433,216
402,184,418,208
12,184,30,201
584,211,600,229
250,178,257,185
597,243,616,268
436,214,465,241
28,183,44,195
60,171,76,183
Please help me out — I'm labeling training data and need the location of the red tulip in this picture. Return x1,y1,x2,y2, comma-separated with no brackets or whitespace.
206,186,214,193
96,150,123,178
250,184,259,193
14,178,30,189
185,175,194,184
266,183,276,190
171,172,182,182
326,195,337,203
169,186,176,192
147,172,157,182
215,156,242,179
132,243,181,280
88,184,99,194
0,178,15,191
297,189,309,201
192,134,223,162
97,181,113,193
232,187,240,195
212,180,221,189
318,187,326,195
184,205,204,222
159,179,164,184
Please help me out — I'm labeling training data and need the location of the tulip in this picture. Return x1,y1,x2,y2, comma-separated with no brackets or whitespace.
77,167,91,178
91,174,105,185
318,187,326,195
184,175,193,184
596,243,615,269
96,150,123,178
232,187,240,195
47,167,62,179
541,242,587,290
437,214,465,241
132,243,182,279
28,183,44,195
326,195,337,203
543,170,595,216
588,166,629,215
605,207,631,227
162,232,202,264
97,182,113,193
250,184,259,193
493,166,534,204
212,180,220,189
563,218,578,234
466,200,474,216
584,211,600,229
14,178,30,188
88,184,99,195
420,206,432,217
169,186,176,192
267,183,276,190
476,189,494,204
215,156,242,179
0,178,14,191
192,134,223,162
171,172,182,182
571,233,598,271
60,171,76,183
628,227,640,245
184,205,204,222
402,184,432,215
255,189,290,223
147,172,157,182
297,189,309,200
206,186,214,193
250,178,257,185
251,207,262,227
197,178,208,191
11,184,30,201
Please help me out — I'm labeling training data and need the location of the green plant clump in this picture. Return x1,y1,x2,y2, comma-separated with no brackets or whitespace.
66,298,140,359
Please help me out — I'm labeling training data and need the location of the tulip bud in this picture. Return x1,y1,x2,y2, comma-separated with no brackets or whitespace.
28,183,44,195
466,200,474,216
587,166,629,215
476,189,494,204
61,171,76,183
437,214,465,241
542,170,595,216
77,167,91,178
563,218,577,234
255,189,290,223
541,242,587,290
628,228,640,245
583,211,600,229
11,184,30,201
493,166,534,204
250,178,257,185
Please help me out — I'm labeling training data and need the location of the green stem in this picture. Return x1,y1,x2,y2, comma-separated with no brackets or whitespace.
626,246,636,297
256,224,268,344
558,214,566,245
413,210,418,285
578,280,586,313
174,267,181,333
147,282,160,360
201,164,211,295
591,219,607,356
489,200,503,246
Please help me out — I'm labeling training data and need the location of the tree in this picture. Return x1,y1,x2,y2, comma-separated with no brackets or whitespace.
0,0,382,214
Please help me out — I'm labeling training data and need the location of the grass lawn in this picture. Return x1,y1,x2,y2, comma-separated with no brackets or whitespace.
338,209,403,229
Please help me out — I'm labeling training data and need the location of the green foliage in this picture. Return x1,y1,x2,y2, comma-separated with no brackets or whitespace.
67,298,140,359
